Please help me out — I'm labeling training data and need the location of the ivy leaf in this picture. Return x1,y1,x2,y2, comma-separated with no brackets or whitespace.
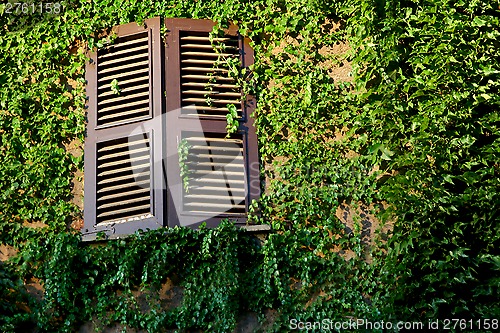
110,79,120,95
472,17,487,27
380,147,394,160
225,104,239,137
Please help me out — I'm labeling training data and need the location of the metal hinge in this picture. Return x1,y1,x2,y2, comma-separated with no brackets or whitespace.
81,224,116,242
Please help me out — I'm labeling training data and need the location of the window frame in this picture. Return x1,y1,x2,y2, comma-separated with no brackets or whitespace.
82,17,261,240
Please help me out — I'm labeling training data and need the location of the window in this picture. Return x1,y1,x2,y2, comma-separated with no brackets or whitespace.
82,17,259,240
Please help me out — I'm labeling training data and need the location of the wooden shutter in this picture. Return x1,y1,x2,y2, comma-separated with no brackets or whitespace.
164,18,260,228
83,17,164,239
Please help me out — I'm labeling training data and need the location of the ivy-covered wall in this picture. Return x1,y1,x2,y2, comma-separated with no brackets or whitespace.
1,0,499,332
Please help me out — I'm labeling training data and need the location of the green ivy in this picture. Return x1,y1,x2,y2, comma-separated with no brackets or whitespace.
225,104,239,136
345,0,500,322
177,138,191,193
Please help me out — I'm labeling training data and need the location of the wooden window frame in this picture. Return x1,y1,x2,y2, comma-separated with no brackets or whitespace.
82,17,261,240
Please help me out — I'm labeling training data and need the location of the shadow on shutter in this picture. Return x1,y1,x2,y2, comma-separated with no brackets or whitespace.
96,133,152,224
183,132,246,215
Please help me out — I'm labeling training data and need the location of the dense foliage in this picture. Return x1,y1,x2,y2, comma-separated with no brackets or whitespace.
350,0,500,321
0,0,498,332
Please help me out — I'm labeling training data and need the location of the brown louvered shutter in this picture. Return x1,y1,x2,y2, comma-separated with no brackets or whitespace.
164,18,260,228
83,17,164,239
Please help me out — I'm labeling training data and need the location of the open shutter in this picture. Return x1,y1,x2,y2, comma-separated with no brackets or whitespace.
164,18,260,228
83,17,164,239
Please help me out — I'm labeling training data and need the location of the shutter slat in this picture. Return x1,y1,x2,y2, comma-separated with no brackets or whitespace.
98,107,149,121
97,179,150,194
186,161,244,168
182,90,241,97
190,170,244,176
181,36,233,42
184,193,245,201
182,97,241,104
188,185,245,193
98,170,150,185
181,67,229,73
100,75,148,89
185,211,243,216
97,204,151,218
98,68,148,83
181,52,235,57
99,60,149,74
99,44,149,59
99,53,148,67
190,178,245,186
98,99,149,114
98,138,149,152
181,74,233,81
186,137,242,143
100,36,148,50
99,155,149,169
98,162,150,177
181,59,235,66
181,59,219,65
188,153,243,160
96,116,150,128
98,188,150,201
98,196,151,209
181,114,226,119
98,91,149,106
190,145,242,151
98,84,149,98
184,202,245,209
182,82,238,88
98,147,150,160
182,105,239,112
181,44,238,50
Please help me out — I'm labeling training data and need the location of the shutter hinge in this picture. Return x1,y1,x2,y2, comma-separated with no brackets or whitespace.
81,224,116,241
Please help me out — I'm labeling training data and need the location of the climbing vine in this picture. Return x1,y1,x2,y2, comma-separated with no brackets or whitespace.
177,138,191,193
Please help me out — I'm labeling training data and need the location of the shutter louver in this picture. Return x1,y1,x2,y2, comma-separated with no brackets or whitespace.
96,133,152,224
165,18,259,228
84,17,164,240
183,132,246,215
96,32,151,127
179,32,242,118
